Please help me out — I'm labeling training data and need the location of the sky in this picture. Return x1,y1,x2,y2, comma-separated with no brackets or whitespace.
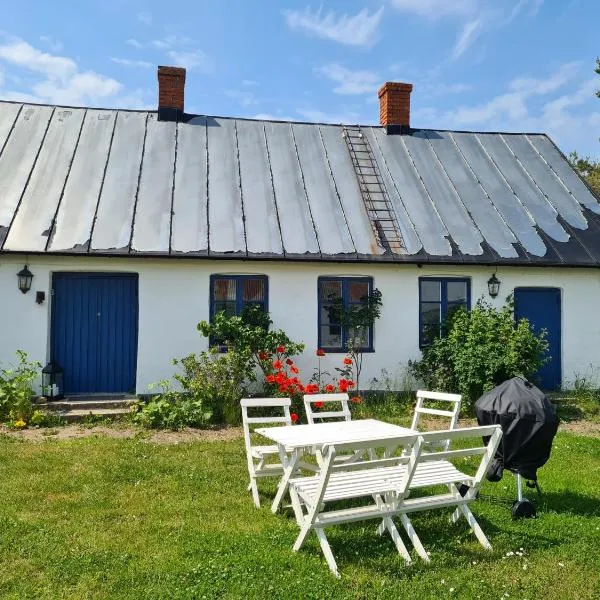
0,0,598,156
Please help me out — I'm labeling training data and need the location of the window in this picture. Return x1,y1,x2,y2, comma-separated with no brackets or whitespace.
318,277,374,352
210,275,268,319
419,277,470,347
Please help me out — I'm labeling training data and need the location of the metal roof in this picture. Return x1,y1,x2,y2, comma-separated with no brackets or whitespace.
1,100,599,266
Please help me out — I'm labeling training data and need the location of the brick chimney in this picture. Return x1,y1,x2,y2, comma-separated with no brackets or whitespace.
378,82,413,133
157,66,186,121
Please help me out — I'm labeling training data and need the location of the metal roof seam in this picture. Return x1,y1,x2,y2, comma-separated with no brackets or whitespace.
0,105,55,252
423,131,486,256
317,124,358,256
398,134,453,244
499,133,596,263
44,108,88,252
126,112,150,254
0,103,22,163
88,109,119,253
261,122,287,257
167,121,180,254
447,131,522,254
204,117,210,255
367,127,423,251
233,120,249,256
289,122,322,257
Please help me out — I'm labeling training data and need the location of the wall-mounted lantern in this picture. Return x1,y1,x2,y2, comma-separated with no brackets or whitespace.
42,361,64,401
487,273,501,298
17,265,33,294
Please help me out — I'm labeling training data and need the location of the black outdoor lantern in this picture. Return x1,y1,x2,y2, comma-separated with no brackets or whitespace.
487,273,501,298
17,265,33,294
42,361,64,401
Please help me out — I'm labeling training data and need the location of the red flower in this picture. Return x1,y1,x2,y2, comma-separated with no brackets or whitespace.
266,374,276,383
351,396,361,404
276,345,286,353
290,365,299,374
275,372,286,384
273,360,283,370
347,380,356,389
343,357,352,365
316,349,326,357
324,384,335,393
306,384,319,394
291,413,299,423
285,358,293,366
278,384,289,393
315,401,324,409
258,352,268,361
338,379,349,392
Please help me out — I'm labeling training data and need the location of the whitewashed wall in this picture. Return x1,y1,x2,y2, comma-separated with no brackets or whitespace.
1,254,599,393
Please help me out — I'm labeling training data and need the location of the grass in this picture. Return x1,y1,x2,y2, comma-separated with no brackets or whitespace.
0,426,599,599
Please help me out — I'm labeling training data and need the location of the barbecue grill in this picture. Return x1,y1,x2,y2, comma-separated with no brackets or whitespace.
475,377,559,518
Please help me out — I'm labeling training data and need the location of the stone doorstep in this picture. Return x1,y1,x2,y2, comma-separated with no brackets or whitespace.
57,407,133,423
35,395,138,422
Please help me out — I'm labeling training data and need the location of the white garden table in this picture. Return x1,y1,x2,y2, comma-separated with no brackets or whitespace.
255,419,415,513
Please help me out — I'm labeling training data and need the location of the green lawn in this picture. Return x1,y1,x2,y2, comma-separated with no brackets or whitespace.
0,428,599,599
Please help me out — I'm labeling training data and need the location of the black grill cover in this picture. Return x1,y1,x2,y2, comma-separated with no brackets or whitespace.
475,377,559,481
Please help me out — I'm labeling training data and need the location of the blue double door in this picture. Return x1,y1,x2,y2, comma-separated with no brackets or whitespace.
514,287,561,391
52,273,139,395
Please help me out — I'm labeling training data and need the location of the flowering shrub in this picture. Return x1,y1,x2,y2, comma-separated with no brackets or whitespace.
263,348,358,419
0,350,40,426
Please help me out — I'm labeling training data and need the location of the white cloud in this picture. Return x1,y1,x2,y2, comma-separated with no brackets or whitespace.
242,79,258,87
296,107,365,125
0,38,76,80
152,35,193,50
39,36,63,53
138,12,152,25
126,38,144,49
111,57,152,69
252,112,298,122
389,0,476,19
0,36,146,108
452,19,482,60
316,63,380,95
166,49,212,72
284,6,384,47
225,89,259,107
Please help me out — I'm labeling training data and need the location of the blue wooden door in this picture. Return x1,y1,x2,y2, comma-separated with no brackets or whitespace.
52,274,138,395
514,287,561,390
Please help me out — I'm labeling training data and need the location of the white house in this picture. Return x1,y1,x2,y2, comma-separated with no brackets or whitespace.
1,66,599,396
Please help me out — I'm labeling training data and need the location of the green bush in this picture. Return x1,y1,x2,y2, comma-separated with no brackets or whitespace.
0,350,40,425
408,298,549,410
133,350,248,429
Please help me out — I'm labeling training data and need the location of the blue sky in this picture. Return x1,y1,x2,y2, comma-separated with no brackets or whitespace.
0,0,598,156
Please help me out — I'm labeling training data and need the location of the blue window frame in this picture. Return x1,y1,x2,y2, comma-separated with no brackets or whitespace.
210,275,268,321
419,277,470,348
318,277,374,352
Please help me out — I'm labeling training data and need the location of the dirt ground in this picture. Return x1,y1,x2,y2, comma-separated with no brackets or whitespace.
1,419,598,444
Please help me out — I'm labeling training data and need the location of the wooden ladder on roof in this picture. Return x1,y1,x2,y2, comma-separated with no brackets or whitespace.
342,126,404,253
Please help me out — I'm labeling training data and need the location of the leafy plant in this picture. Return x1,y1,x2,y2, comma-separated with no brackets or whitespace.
0,350,40,424
408,297,549,410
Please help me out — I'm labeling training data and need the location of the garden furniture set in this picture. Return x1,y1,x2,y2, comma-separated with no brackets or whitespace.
241,392,502,577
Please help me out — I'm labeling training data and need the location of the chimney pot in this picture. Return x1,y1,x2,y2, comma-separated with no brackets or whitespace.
378,81,413,132
157,65,186,120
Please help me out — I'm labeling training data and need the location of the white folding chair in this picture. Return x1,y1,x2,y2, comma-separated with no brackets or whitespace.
241,397,292,508
393,425,503,563
410,390,462,451
288,433,423,577
303,393,351,424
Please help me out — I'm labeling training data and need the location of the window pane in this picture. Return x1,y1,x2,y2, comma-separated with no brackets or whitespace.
320,280,342,301
214,301,236,317
421,280,441,302
420,302,440,326
321,326,342,348
348,281,369,302
321,304,341,326
447,281,468,303
214,279,236,301
243,278,265,302
348,326,368,348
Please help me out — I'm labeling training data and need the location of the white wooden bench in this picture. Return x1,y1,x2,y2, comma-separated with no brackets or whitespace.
287,425,502,577
411,390,462,451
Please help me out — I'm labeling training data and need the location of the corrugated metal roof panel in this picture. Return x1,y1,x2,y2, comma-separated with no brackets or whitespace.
292,123,355,256
131,114,175,253
0,105,53,235
49,110,116,251
4,107,84,251
171,116,208,254
264,121,320,256
236,119,283,255
207,118,246,255
92,111,146,251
